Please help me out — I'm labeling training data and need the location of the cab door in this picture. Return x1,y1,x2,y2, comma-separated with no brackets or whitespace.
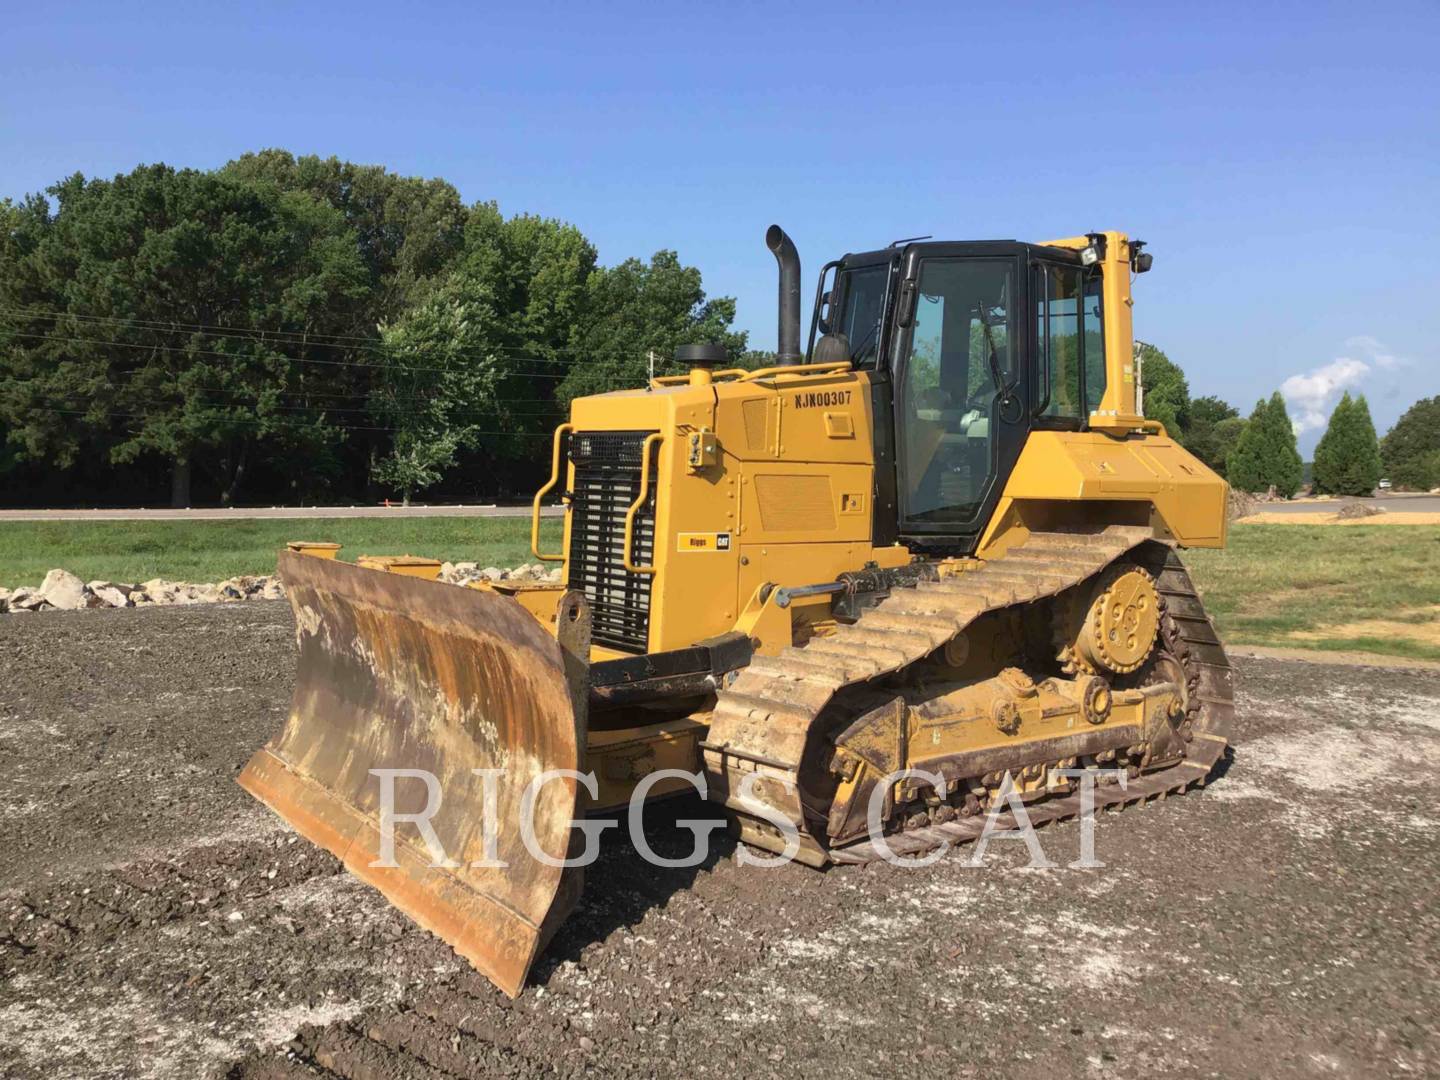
888,244,1031,552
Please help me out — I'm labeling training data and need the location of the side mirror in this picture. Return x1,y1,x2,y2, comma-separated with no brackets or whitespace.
817,290,835,334
895,278,918,328
812,260,840,338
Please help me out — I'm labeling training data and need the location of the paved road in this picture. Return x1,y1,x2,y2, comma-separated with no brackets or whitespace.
1256,493,1440,514
0,504,564,521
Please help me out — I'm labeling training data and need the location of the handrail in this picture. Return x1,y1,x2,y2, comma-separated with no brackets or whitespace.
622,432,664,575
650,368,748,388
739,360,852,382
648,360,853,389
531,422,573,561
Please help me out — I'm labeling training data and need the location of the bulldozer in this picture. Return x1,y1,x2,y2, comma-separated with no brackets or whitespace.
239,225,1233,997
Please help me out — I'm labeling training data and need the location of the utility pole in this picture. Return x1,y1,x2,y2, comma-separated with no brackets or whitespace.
647,350,657,382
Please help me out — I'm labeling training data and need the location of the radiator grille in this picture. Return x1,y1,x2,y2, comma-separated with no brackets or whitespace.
566,430,657,653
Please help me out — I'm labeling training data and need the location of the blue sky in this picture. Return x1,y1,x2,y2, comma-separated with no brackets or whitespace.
3,1,1436,452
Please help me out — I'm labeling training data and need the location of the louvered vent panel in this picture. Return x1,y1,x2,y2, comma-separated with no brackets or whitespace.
566,430,657,653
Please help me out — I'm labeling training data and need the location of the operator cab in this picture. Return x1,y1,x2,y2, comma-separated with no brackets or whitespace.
808,237,1130,555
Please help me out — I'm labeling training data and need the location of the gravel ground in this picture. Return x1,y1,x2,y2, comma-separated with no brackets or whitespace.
2,604,1438,1079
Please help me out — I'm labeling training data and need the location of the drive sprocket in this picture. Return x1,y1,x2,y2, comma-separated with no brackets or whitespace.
1055,562,1160,676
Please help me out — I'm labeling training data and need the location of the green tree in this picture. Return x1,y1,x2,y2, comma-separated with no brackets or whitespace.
0,153,755,505
1227,392,1304,496
1408,450,1440,491
369,275,508,502
0,165,369,506
221,152,475,496
1184,394,1241,474
0,191,104,472
1136,341,1190,437
368,201,599,492
453,203,597,377
1381,396,1440,490
1208,416,1248,477
367,206,600,494
557,250,748,403
222,150,467,322
1312,393,1382,495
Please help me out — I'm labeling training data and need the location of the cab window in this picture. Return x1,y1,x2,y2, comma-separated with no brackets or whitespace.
1035,263,1106,420
1083,273,1106,412
897,258,1013,524
833,265,888,367
1036,264,1083,420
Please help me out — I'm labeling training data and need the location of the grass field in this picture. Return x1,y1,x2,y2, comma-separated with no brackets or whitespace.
1185,524,1440,662
0,518,564,589
2,518,1435,662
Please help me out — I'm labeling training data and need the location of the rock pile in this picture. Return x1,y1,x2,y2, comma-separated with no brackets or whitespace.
0,562,564,614
437,562,561,586
0,568,285,614
1335,501,1384,520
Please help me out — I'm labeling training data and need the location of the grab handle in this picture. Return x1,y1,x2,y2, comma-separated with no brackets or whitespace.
622,433,664,574
531,423,573,562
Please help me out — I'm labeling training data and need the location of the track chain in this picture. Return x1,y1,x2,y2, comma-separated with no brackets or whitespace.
705,527,1234,865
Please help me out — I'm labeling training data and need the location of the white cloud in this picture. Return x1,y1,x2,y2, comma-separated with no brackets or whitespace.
1279,337,1410,436
1344,335,1407,371
1281,357,1369,434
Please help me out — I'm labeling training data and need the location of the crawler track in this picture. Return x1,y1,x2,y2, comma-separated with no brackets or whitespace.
705,527,1234,863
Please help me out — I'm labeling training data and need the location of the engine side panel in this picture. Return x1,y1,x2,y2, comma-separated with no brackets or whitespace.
566,369,911,656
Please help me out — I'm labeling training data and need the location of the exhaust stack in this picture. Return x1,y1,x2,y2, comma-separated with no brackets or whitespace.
765,224,802,365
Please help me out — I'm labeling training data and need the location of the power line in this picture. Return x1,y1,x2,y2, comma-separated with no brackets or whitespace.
0,371,621,408
0,304,689,368
0,328,590,379
169,398,566,421
7,386,582,425
21,404,555,437
0,305,579,361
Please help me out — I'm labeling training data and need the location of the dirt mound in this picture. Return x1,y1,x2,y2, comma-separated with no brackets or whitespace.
1227,488,1259,520
1336,501,1384,520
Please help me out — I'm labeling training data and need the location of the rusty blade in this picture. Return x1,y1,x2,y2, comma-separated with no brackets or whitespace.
238,550,584,997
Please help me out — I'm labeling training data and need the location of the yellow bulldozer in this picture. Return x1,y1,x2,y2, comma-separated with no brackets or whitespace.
239,226,1232,997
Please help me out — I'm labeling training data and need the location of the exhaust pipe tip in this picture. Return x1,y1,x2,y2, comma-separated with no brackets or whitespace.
766,224,802,365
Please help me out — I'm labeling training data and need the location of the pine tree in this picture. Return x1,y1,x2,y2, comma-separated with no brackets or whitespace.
1313,393,1383,495
1346,396,1384,493
1227,392,1303,496
1311,394,1350,495
1265,393,1304,497
1226,399,1268,494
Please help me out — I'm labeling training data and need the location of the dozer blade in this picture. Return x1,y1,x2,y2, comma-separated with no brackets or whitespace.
238,550,590,997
